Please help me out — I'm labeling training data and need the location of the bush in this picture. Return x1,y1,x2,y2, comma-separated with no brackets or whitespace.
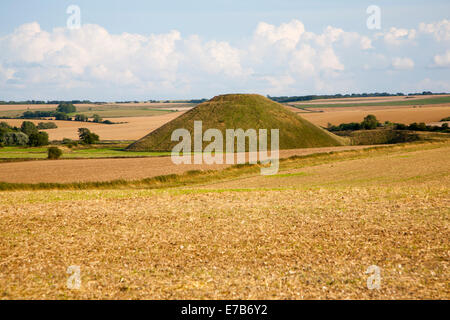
56,103,76,114
361,114,380,130
28,131,49,147
62,138,78,148
48,147,63,159
93,114,102,123
1,132,29,146
102,120,113,124
0,121,12,130
22,110,55,119
55,112,69,120
20,121,38,136
75,114,88,122
440,116,450,121
37,122,58,129
78,128,99,144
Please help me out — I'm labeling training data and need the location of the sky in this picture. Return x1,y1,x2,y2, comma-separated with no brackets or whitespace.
0,0,449,101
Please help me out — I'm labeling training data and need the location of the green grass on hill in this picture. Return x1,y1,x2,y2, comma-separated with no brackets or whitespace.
290,96,450,109
128,94,347,151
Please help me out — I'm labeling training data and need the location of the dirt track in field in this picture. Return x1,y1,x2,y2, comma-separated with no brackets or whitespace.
0,145,374,183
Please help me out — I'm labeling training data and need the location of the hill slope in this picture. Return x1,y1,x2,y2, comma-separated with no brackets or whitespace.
127,94,347,151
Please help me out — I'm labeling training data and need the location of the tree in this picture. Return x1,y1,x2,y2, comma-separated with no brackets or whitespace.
56,102,76,114
55,112,69,120
361,114,379,130
47,147,63,159
37,122,58,129
20,121,38,136
78,128,99,144
28,131,49,147
92,114,102,123
75,114,88,122
1,132,29,146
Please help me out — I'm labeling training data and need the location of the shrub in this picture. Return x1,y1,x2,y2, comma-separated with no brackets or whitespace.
48,146,63,159
28,131,49,147
22,110,55,118
361,114,380,130
37,122,58,129
102,120,113,124
55,112,69,120
20,121,38,136
56,102,76,114
78,128,99,144
440,116,450,121
0,121,12,130
93,114,102,123
1,132,29,146
75,114,88,122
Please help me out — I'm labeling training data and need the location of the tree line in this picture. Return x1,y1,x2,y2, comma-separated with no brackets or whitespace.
268,91,446,103
0,121,49,147
18,103,110,124
326,115,450,133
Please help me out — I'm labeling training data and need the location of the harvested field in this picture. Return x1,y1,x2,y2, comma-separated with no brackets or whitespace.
0,141,448,299
300,106,450,127
0,145,373,184
290,94,450,105
2,112,186,141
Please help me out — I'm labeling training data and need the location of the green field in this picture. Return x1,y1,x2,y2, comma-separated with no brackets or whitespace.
0,103,193,118
290,96,450,109
0,146,170,160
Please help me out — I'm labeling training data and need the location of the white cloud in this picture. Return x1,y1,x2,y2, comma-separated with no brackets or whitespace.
3,19,445,99
433,50,450,67
382,27,416,46
254,20,306,51
392,57,415,70
184,36,248,78
419,19,450,42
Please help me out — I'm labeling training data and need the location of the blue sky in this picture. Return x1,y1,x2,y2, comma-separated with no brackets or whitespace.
0,0,449,100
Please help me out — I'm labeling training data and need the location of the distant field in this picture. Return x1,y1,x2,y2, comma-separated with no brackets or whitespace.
0,141,448,299
290,94,450,104
0,102,194,118
301,106,450,126
2,97,448,142
1,112,186,141
290,95,450,108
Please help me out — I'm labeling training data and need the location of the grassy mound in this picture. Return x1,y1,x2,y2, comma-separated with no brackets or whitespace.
127,94,347,151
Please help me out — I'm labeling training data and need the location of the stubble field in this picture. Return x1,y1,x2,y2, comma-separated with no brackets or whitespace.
0,141,448,299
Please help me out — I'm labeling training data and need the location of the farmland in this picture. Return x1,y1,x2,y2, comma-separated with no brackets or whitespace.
0,94,449,300
300,106,450,127
0,145,373,184
1,96,448,142
0,140,448,299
